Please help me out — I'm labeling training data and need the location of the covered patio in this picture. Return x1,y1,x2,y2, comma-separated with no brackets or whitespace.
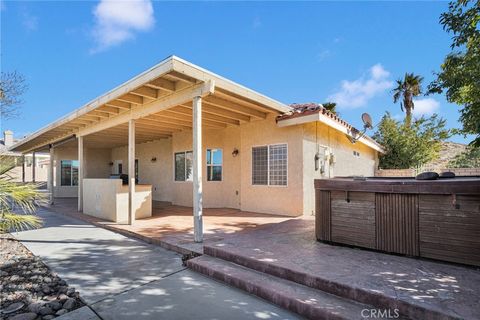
45,198,295,254
10,55,295,245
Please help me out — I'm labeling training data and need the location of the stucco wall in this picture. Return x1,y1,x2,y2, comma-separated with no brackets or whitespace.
83,179,152,223
111,139,173,202
108,115,303,216
170,126,241,208
301,122,378,216
239,114,304,216
109,127,242,208
53,147,111,198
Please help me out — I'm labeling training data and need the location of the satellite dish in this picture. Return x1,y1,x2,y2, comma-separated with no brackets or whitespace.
348,113,374,144
362,113,373,129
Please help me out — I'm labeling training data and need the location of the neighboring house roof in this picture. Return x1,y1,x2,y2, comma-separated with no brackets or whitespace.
0,138,21,156
276,103,385,153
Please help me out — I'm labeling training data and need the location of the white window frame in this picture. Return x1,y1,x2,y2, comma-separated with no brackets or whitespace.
206,148,223,182
173,150,193,182
251,143,288,187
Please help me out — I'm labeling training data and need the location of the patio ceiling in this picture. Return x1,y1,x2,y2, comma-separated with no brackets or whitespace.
11,56,292,153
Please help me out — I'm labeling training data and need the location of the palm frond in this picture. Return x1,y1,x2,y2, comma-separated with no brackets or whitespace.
0,213,42,233
0,179,47,214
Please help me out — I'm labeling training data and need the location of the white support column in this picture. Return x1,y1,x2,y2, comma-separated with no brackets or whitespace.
22,155,25,183
192,96,203,243
32,152,36,183
49,145,54,205
78,136,84,212
128,119,136,225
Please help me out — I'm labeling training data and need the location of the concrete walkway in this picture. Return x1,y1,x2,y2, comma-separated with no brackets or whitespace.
14,208,300,320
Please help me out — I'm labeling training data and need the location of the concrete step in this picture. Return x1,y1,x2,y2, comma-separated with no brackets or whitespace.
203,245,456,320
187,255,384,320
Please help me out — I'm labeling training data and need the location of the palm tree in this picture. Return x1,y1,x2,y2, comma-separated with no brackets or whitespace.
392,73,424,126
322,102,338,115
0,155,45,233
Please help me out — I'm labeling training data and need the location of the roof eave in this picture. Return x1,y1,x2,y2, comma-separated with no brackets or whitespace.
10,55,293,153
277,112,385,154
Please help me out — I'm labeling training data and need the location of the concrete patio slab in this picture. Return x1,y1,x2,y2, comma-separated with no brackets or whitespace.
91,269,300,320
14,208,184,304
46,198,293,255
11,207,303,320
55,306,100,320
205,218,480,320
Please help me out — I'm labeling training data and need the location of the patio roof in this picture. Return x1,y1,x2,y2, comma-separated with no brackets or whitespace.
10,56,292,153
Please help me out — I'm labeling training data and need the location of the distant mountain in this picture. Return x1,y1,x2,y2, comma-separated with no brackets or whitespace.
426,142,467,168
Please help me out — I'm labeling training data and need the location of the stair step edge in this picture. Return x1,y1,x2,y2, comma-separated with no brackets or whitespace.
188,255,384,320
203,245,459,320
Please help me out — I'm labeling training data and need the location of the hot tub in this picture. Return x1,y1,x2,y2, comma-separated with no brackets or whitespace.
314,177,480,266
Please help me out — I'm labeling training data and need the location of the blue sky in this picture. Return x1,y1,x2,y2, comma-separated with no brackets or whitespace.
0,0,473,144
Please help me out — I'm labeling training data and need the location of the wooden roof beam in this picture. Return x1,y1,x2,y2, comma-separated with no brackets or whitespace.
98,105,121,114
106,101,131,110
163,107,239,126
79,115,101,121
90,111,110,118
204,96,266,119
176,104,250,123
139,118,191,130
214,88,276,113
146,78,176,92
135,119,183,132
117,93,143,105
78,80,214,137
131,86,158,99
166,71,196,84
150,113,226,129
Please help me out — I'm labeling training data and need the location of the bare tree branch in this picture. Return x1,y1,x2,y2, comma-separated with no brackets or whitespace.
0,71,28,120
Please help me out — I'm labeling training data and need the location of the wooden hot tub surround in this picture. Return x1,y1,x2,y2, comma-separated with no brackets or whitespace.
314,177,480,266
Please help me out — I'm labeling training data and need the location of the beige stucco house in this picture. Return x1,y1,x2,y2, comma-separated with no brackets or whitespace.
9,56,383,241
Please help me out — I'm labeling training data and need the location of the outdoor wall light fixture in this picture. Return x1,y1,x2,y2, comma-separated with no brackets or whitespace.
232,148,239,157
109,162,114,166
151,157,157,163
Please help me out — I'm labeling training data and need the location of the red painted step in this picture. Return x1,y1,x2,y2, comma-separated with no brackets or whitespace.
188,255,399,320
203,245,458,320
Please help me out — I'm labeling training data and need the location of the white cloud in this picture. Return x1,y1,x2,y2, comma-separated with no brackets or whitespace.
317,49,331,62
91,0,155,53
327,64,393,109
21,10,38,31
412,98,440,117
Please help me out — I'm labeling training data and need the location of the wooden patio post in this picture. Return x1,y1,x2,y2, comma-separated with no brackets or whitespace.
128,119,136,225
192,96,203,243
49,144,54,205
78,136,84,212
32,152,36,183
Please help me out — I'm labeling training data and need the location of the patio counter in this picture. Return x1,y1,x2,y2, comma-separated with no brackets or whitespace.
83,178,152,223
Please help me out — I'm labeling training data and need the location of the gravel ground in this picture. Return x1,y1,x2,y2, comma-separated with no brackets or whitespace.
0,234,84,320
